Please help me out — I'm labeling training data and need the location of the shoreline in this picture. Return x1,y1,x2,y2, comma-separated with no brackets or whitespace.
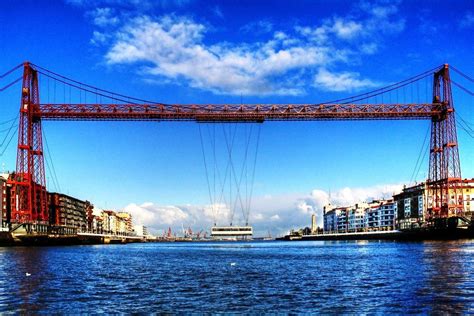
278,227,474,241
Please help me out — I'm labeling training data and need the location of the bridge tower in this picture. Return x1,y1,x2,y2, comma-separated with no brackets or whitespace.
428,64,463,219
9,62,48,224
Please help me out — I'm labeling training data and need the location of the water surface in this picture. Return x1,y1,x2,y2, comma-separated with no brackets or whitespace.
1,240,473,313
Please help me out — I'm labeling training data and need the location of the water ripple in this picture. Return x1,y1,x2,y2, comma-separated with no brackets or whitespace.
0,241,473,312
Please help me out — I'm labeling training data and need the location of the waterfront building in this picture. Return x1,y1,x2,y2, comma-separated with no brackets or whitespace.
336,207,349,232
99,210,135,235
392,179,474,229
393,183,426,230
324,200,395,233
85,202,94,231
102,210,117,234
134,224,148,237
366,200,395,231
379,200,396,229
117,212,133,235
458,179,474,218
323,180,473,233
92,215,103,234
116,216,127,235
366,202,380,231
323,205,346,233
48,192,87,233
323,209,335,233
348,202,368,232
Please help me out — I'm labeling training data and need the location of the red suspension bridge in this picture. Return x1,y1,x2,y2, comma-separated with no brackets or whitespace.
0,62,472,226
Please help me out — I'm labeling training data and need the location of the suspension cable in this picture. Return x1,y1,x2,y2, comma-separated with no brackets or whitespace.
457,119,474,139
456,113,474,138
42,130,61,192
42,144,57,191
0,125,17,134
452,80,474,96
36,70,141,105
0,77,22,92
316,65,443,105
247,124,261,224
231,124,253,225
0,64,23,79
340,73,437,105
0,114,19,148
0,114,19,156
413,141,430,183
31,63,165,105
410,123,430,185
451,65,474,83
0,129,17,157
198,124,216,225
0,117,18,126
457,113,474,131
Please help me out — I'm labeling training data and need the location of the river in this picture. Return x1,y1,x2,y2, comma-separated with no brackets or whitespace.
0,240,473,313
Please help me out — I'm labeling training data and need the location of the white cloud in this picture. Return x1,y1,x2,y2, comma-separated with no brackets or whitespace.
89,7,119,27
460,12,474,29
123,183,403,237
91,31,110,45
105,15,337,96
359,0,405,34
360,42,378,54
125,202,189,226
332,18,363,40
298,2,404,45
96,1,404,96
270,214,280,221
314,68,379,92
361,1,398,19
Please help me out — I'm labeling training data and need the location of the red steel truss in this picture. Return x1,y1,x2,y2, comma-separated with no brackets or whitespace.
428,65,463,218
37,103,440,121
10,62,48,224
8,62,462,223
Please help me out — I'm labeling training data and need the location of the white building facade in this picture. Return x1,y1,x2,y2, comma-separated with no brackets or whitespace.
324,200,396,233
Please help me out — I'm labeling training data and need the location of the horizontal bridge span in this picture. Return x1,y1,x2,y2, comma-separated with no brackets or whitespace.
37,103,441,122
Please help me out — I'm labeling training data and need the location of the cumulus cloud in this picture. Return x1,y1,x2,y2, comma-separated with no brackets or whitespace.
123,183,403,237
296,18,362,42
88,7,120,27
314,68,379,92
359,0,405,33
105,15,334,96
91,31,111,45
125,202,189,226
297,1,404,45
82,1,405,96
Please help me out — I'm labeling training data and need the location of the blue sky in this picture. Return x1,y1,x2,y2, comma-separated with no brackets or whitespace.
0,0,473,235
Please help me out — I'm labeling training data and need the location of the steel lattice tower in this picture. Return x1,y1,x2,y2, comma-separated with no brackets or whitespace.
428,64,463,219
10,62,48,223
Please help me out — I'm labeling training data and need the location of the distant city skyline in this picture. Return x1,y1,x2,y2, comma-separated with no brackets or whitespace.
0,0,473,235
